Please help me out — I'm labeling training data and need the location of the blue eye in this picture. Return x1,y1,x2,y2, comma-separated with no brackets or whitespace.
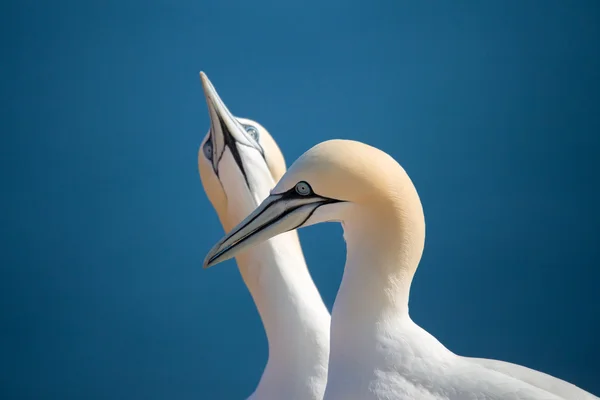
295,181,312,196
244,125,259,141
203,139,213,160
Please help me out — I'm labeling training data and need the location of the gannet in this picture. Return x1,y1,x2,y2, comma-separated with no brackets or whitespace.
203,139,597,400
197,72,330,400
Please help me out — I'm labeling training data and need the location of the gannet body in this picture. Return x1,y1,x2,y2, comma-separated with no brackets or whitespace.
203,140,597,400
466,357,596,399
197,73,330,400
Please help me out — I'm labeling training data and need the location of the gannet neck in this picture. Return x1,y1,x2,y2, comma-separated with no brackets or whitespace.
330,198,425,341
344,215,415,312
234,229,330,358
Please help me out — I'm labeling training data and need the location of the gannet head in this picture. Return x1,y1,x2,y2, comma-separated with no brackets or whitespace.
197,72,287,231
203,139,425,268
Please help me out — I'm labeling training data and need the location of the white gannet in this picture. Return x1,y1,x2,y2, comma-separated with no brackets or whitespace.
197,72,330,400
203,139,597,400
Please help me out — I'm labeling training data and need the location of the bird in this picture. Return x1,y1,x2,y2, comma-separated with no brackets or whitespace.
197,72,331,400
203,139,598,400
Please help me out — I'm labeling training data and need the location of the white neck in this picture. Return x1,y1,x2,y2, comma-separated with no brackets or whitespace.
331,209,419,346
236,230,330,359
235,230,330,398
325,205,436,398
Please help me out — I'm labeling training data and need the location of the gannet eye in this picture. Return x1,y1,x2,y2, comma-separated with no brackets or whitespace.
244,125,259,141
295,181,312,196
203,139,213,160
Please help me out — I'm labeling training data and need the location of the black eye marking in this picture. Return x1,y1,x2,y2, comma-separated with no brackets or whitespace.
218,116,249,187
295,181,312,196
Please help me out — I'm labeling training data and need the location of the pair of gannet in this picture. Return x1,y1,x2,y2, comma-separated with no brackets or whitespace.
197,73,597,400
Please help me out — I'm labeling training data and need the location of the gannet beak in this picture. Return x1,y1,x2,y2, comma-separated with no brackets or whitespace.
203,189,342,268
199,71,256,175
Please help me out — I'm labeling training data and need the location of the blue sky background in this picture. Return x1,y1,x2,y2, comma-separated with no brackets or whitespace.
2,1,599,398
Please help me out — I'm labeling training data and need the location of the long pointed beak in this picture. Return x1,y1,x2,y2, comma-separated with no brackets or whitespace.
199,72,255,174
203,190,340,268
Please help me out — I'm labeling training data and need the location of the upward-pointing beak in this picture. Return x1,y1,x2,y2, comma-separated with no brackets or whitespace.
199,71,256,176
